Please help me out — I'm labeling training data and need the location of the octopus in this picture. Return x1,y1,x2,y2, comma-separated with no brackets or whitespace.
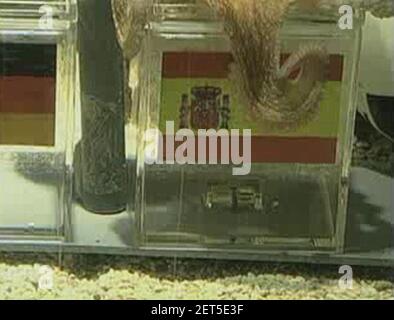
111,0,394,129
203,0,329,128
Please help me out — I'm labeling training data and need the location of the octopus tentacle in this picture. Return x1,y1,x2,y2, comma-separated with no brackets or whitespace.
276,44,329,126
111,0,148,59
206,0,328,129
115,0,394,130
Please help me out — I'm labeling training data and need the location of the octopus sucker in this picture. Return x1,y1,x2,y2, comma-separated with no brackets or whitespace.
277,43,330,123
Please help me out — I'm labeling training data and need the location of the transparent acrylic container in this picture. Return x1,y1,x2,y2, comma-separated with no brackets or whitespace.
0,0,76,240
131,0,364,254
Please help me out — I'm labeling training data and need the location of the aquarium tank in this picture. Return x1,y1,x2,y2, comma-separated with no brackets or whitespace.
0,0,392,266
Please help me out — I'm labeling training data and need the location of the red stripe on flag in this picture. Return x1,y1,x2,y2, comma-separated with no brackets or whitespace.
162,52,344,81
160,135,337,164
0,76,55,114
162,52,233,79
249,136,337,163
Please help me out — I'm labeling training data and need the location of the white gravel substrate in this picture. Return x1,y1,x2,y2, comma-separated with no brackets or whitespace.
0,253,392,300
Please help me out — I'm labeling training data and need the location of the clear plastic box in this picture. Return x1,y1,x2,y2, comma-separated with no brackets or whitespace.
0,0,76,239
131,0,364,253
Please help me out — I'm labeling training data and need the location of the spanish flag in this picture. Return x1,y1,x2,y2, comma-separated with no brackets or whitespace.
160,51,344,164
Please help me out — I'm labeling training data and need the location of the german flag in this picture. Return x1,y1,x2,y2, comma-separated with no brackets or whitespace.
0,43,56,146
159,51,344,164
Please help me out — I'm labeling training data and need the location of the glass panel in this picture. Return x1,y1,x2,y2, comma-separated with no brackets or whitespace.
346,12,394,257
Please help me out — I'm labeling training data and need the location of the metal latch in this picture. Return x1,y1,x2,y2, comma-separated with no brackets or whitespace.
202,181,281,214
202,182,263,211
